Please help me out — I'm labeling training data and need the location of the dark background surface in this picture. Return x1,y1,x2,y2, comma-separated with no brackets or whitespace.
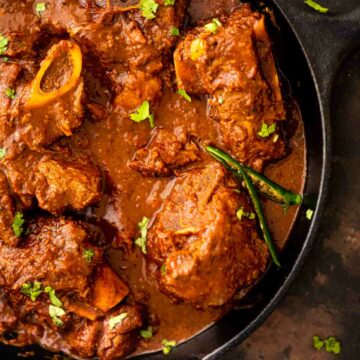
223,49,360,360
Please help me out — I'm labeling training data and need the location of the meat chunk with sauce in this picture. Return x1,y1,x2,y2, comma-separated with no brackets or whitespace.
129,128,200,176
174,5,286,170
147,163,269,307
34,155,102,214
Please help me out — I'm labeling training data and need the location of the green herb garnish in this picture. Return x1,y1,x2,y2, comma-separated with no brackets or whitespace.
109,312,128,330
140,326,153,339
218,96,224,104
21,281,43,301
204,18,222,34
306,209,314,220
162,339,176,355
313,336,341,354
258,122,276,138
0,34,8,55
35,2,46,16
161,264,166,274
140,0,159,19
236,207,256,221
170,27,180,36
164,0,175,5
49,305,66,327
12,212,25,237
0,148,6,160
130,100,155,128
177,89,191,102
304,0,329,13
44,286,62,307
135,217,149,254
5,88,16,100
83,248,95,263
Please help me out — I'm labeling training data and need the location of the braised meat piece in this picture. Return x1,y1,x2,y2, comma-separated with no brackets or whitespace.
17,41,85,149
147,163,269,307
129,128,200,176
0,172,17,247
98,303,144,360
34,156,102,214
174,5,286,170
0,63,21,118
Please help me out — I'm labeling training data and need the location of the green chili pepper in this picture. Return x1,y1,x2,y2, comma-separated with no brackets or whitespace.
206,146,302,206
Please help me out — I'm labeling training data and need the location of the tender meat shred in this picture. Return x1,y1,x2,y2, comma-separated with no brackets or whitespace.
174,5,286,170
129,128,200,176
147,163,269,307
0,63,22,117
34,156,102,214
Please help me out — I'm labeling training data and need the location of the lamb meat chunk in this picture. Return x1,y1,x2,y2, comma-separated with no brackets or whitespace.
0,172,17,247
34,156,102,214
97,303,144,360
0,0,41,58
129,128,200,176
147,162,269,307
0,217,103,296
174,5,286,170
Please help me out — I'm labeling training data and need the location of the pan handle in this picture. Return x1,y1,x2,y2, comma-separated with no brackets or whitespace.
272,1,360,100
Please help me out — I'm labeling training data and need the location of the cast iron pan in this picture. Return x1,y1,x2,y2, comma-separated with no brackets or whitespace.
1,0,359,359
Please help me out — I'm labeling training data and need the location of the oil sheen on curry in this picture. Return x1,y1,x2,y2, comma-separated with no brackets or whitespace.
0,0,305,359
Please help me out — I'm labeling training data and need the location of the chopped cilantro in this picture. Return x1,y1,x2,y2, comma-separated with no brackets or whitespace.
218,96,224,104
204,18,222,34
164,0,175,5
0,148,6,160
21,281,43,301
130,101,155,128
44,286,62,307
0,34,8,55
49,305,66,327
313,336,341,354
177,89,191,102
306,209,314,220
162,339,176,355
135,217,149,254
161,264,166,275
304,0,329,13
140,0,159,20
12,212,25,237
2,57,8,62
35,2,46,16
83,248,95,263
140,326,153,339
170,27,180,36
236,207,256,221
5,88,16,100
257,122,276,138
109,312,128,330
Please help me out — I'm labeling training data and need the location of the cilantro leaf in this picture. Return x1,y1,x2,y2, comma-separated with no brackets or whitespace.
304,0,329,13
135,217,149,254
12,212,25,237
257,122,276,138
130,101,155,128
170,27,180,36
306,209,314,220
5,88,16,100
162,339,176,355
109,312,128,330
35,2,46,16
0,148,6,160
161,264,166,275
164,0,175,5
49,305,66,326
177,89,191,102
83,248,95,263
204,18,222,34
140,326,153,339
236,207,256,221
21,281,43,301
0,34,8,55
313,335,341,354
44,286,62,307
140,0,159,20
218,96,224,104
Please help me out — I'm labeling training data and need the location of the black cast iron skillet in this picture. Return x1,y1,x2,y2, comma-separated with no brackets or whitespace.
1,0,359,359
